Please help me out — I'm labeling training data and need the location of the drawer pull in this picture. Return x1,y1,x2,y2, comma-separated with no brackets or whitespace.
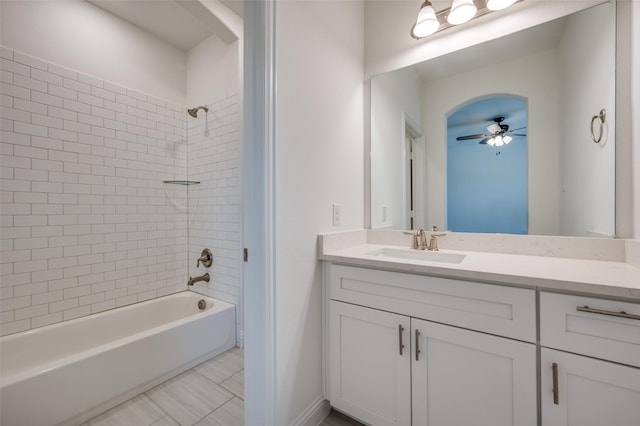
399,325,405,355
576,305,640,321
552,363,559,405
415,329,421,361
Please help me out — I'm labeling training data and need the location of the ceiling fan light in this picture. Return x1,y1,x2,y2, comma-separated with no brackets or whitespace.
412,1,439,38
447,0,477,25
486,0,518,11
494,135,504,147
503,135,513,144
487,137,496,147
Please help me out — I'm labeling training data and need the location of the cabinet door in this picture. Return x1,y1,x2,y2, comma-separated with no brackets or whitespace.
329,301,411,426
541,348,640,426
411,318,537,426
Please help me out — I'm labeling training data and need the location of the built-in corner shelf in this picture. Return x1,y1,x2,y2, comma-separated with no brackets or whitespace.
162,180,200,185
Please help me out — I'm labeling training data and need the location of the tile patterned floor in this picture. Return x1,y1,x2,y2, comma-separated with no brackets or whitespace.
83,348,244,426
82,347,362,426
320,410,365,426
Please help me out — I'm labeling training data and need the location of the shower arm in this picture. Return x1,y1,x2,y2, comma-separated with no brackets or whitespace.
187,105,209,118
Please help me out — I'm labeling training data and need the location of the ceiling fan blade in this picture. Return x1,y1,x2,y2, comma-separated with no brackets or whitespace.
456,134,489,141
511,133,527,136
478,137,492,145
509,126,526,132
487,123,501,133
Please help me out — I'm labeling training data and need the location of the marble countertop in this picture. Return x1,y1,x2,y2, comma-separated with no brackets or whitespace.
319,231,640,301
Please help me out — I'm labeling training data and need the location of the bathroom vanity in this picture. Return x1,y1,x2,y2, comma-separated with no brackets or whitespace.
320,230,640,426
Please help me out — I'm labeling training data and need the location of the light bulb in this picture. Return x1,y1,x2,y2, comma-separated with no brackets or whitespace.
412,1,439,38
503,135,513,144
447,0,477,25
487,0,517,11
494,135,504,147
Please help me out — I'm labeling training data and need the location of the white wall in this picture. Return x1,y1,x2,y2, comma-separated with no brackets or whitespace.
370,66,423,229
558,4,616,237
634,1,640,240
186,35,239,106
422,49,562,235
274,0,364,423
0,0,186,104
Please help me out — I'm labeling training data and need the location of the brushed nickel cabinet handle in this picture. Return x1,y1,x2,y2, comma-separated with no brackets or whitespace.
576,305,640,321
552,363,559,405
398,325,405,355
415,329,421,361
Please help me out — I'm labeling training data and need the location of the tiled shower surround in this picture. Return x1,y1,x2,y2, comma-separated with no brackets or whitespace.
0,47,241,337
187,95,241,309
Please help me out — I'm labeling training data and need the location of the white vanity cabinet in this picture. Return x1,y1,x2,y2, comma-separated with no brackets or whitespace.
329,301,411,426
327,264,537,426
540,293,640,426
410,317,536,426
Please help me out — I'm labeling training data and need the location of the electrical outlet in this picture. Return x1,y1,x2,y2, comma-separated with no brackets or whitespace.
332,204,342,226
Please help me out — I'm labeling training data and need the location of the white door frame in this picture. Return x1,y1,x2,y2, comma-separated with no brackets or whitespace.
242,0,276,424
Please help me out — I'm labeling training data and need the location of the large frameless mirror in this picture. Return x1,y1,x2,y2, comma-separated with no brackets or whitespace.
370,1,616,237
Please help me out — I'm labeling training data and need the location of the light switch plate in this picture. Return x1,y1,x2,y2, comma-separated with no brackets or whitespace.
332,204,342,226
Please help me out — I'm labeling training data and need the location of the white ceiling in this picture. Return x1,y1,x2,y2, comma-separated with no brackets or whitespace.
86,0,243,51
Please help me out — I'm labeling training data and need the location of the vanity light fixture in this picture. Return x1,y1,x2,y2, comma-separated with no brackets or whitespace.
448,0,477,25
411,1,440,38
411,0,523,40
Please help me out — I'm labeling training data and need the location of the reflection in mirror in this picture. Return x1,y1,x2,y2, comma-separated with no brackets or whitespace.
370,2,616,237
447,96,527,233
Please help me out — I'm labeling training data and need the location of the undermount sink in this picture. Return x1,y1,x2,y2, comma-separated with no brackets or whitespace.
365,247,466,264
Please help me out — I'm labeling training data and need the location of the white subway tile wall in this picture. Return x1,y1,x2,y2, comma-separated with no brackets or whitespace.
186,94,241,313
0,47,196,336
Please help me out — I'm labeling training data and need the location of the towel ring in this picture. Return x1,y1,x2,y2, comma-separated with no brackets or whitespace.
590,109,606,143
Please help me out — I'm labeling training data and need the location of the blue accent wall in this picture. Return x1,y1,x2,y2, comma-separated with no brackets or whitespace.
447,99,528,234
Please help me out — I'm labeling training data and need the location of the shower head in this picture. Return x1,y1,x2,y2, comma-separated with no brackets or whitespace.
187,105,209,118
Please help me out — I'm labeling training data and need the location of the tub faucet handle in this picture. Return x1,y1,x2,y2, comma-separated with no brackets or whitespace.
197,248,213,268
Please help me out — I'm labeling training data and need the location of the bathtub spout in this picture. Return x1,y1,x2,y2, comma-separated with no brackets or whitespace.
188,273,210,286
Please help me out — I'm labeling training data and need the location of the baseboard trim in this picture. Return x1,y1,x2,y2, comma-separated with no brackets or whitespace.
291,396,331,426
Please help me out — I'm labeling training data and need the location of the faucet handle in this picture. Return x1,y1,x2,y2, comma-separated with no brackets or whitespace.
197,248,213,268
428,233,446,251
403,231,420,249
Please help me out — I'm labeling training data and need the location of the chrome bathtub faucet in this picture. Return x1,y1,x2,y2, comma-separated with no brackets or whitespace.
188,273,210,286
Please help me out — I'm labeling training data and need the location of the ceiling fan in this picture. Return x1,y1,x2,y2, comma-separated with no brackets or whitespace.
456,116,526,146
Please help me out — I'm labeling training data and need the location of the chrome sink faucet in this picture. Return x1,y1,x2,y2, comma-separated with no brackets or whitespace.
404,227,446,251
404,229,428,250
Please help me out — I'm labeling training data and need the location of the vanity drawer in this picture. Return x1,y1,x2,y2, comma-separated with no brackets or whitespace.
328,264,536,342
540,292,640,368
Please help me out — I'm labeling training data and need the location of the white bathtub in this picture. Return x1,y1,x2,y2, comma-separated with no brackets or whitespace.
0,292,236,426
